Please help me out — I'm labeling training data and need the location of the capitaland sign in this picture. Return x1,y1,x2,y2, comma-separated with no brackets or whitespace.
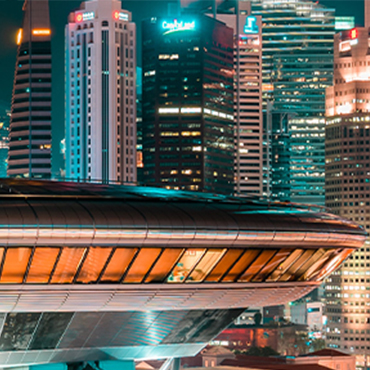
244,16,259,34
162,20,195,35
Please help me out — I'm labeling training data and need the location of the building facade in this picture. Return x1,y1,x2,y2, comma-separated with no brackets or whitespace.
215,5,263,196
65,0,137,183
142,15,234,194
8,0,52,179
325,25,370,369
250,0,335,205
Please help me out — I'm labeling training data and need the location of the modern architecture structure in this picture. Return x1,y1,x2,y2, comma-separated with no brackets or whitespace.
65,0,137,184
250,0,335,205
325,23,370,369
142,15,234,194
8,0,52,179
0,106,10,177
0,178,365,368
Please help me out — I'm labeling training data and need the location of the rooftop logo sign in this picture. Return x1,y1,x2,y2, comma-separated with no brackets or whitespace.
162,20,195,35
244,16,259,34
76,12,95,22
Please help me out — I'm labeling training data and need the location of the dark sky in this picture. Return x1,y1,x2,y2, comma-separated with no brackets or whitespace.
0,0,365,174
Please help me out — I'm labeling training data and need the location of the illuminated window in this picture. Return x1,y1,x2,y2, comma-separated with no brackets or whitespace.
205,249,244,282
26,248,60,283
76,247,112,283
238,250,277,282
222,250,260,282
100,248,137,283
51,248,86,284
123,248,161,283
167,249,205,282
187,249,226,282
145,248,183,283
1,248,30,283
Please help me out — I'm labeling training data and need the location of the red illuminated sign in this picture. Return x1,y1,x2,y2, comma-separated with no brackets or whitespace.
113,11,120,20
350,28,358,40
76,13,83,22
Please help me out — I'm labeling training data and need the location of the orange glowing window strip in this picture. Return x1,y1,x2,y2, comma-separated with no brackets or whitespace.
32,29,51,36
17,29,23,45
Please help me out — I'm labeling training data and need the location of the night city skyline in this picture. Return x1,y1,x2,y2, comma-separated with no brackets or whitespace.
0,0,370,369
0,0,366,175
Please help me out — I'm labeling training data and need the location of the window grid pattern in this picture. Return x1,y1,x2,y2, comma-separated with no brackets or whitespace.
0,246,351,285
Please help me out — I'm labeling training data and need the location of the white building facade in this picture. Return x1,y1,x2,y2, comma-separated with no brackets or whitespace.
65,0,136,183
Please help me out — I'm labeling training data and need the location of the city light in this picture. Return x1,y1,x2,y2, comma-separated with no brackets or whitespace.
76,11,95,22
32,29,51,36
162,20,195,35
113,11,129,21
350,28,358,40
16,28,22,45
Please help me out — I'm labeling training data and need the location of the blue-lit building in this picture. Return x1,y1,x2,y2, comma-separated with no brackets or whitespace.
142,15,234,194
251,0,335,205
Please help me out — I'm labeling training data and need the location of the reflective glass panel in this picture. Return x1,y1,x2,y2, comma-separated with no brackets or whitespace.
187,249,226,282
51,248,86,284
278,249,316,282
204,249,244,282
123,248,161,283
315,249,352,281
222,250,260,282
252,249,290,282
238,250,277,282
266,249,304,282
76,247,112,283
302,249,338,281
294,249,326,280
100,248,137,283
145,249,183,283
26,248,60,283
167,249,205,283
1,248,31,283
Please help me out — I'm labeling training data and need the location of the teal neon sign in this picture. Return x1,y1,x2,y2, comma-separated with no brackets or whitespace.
162,20,195,35
244,16,259,34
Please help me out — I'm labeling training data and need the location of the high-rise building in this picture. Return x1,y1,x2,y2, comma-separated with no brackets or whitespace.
325,23,370,369
142,15,234,194
8,0,52,179
214,4,263,196
251,0,335,205
0,106,10,178
179,1,264,196
65,0,137,183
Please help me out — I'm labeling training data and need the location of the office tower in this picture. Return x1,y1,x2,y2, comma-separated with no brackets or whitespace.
65,0,136,183
8,0,52,179
325,26,370,368
142,16,234,194
251,0,335,205
0,106,10,177
216,4,263,196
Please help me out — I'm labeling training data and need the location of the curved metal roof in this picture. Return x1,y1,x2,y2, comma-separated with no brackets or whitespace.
0,179,364,249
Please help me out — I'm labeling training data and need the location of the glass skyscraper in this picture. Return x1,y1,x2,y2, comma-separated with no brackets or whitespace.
252,0,335,205
142,15,234,194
